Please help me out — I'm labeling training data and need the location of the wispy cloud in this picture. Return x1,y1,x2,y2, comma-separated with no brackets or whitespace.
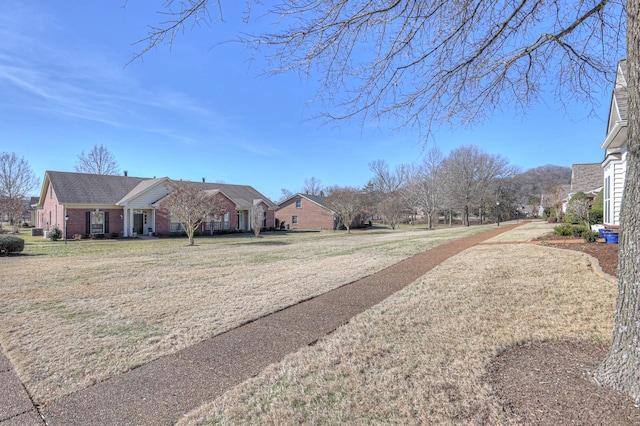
0,4,238,146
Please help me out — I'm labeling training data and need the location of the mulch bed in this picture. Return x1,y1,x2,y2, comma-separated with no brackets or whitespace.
536,234,619,277
489,340,640,425
487,234,640,424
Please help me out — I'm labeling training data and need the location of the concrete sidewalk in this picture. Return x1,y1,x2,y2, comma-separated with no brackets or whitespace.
0,349,43,425
1,223,522,425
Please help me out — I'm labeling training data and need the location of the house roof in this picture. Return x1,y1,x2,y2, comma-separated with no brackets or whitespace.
39,171,276,209
613,59,628,122
602,59,628,150
277,193,331,211
569,164,603,195
41,171,148,205
194,182,277,210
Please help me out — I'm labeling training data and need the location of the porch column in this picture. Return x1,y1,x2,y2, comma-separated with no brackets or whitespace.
129,208,135,236
123,207,129,237
151,209,156,234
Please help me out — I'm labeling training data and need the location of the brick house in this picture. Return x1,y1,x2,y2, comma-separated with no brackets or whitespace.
35,171,276,239
276,193,337,230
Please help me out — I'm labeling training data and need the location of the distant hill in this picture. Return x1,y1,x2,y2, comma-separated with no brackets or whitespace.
514,164,572,203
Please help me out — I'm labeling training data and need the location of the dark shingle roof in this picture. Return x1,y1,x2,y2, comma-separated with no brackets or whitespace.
277,193,330,210
46,171,148,204
569,164,603,194
195,182,277,209
303,193,328,208
44,171,276,208
615,59,628,121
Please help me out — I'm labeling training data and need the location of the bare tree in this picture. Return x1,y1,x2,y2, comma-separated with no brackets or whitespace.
368,159,409,229
138,0,640,402
369,160,408,194
160,180,228,246
324,186,365,233
566,192,592,227
249,203,265,237
75,144,120,175
440,146,514,226
0,152,39,233
546,184,569,220
302,177,323,196
280,188,293,201
376,193,405,230
406,148,444,229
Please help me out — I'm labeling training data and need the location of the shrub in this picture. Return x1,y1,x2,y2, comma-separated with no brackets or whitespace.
553,224,573,236
0,235,25,255
566,191,591,225
571,224,589,237
590,190,604,225
48,226,62,241
583,230,600,243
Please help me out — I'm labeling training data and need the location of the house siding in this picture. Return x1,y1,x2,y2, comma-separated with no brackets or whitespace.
276,196,335,230
39,184,64,232
127,184,169,208
612,151,628,226
603,146,628,227
601,59,629,228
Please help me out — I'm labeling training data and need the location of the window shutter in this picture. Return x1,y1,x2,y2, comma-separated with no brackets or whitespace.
104,212,109,233
85,212,91,234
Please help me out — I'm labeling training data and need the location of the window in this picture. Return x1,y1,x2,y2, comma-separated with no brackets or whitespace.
170,222,185,232
263,211,267,227
604,175,611,224
208,212,230,230
91,212,104,234
295,199,302,208
292,215,298,225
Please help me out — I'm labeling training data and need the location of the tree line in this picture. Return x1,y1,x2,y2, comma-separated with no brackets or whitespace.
286,145,570,232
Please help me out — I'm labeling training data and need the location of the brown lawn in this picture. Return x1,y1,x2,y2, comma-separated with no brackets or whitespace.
1,224,492,403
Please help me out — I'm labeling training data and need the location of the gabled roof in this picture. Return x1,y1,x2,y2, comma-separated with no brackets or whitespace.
277,193,332,211
569,164,603,195
40,171,148,205
118,177,169,205
602,59,628,150
39,171,276,209
195,182,277,210
612,59,628,123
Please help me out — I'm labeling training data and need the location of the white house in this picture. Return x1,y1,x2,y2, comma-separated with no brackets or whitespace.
601,59,628,228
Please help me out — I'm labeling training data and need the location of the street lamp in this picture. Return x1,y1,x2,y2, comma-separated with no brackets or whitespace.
495,201,500,226
64,213,69,244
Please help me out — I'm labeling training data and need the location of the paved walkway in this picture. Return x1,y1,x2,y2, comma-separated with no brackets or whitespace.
0,223,522,425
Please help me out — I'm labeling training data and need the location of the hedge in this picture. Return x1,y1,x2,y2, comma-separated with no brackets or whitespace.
0,235,25,255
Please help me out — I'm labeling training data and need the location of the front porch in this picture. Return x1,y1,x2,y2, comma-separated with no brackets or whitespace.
123,208,156,237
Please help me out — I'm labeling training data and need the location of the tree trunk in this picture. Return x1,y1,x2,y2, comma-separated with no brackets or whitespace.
596,0,640,401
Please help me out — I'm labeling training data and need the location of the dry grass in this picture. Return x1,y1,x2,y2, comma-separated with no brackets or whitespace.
178,230,616,425
482,221,557,243
0,224,492,403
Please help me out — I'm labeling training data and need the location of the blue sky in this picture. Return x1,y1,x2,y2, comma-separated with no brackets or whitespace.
1,2,615,201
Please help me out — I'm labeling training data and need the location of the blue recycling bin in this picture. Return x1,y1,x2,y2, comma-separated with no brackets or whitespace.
605,232,619,244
